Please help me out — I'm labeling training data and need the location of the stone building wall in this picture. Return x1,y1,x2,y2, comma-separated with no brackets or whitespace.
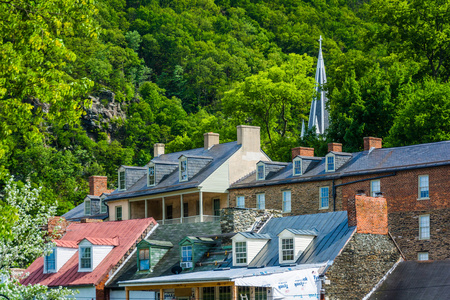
220,208,283,234
388,208,450,260
325,233,401,300
228,179,343,216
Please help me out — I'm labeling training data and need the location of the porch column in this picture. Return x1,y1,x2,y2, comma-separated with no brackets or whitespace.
232,285,237,300
125,287,130,300
162,197,165,225
199,191,203,222
195,287,200,300
250,287,255,300
145,199,148,218
160,288,164,300
180,194,184,223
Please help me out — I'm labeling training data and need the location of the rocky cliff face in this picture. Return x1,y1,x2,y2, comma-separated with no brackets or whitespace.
82,90,126,139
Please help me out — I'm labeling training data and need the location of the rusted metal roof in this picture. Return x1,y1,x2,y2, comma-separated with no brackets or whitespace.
81,237,119,246
54,240,78,248
21,218,156,287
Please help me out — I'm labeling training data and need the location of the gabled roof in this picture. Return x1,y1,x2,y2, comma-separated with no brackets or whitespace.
180,236,215,244
54,240,78,249
80,237,119,246
368,260,450,300
106,142,241,201
235,232,271,240
230,141,450,189
21,218,157,287
280,228,319,236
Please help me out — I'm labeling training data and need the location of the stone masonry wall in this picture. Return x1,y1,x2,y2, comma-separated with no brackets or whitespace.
388,208,450,260
220,208,283,233
228,179,343,216
325,233,401,300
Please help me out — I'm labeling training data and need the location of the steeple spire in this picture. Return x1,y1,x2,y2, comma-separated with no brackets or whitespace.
302,35,329,138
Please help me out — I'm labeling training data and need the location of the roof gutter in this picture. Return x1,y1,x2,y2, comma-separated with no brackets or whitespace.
119,278,233,287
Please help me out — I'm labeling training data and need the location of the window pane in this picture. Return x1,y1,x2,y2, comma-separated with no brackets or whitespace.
180,160,187,181
419,215,430,239
119,171,125,189
255,287,267,300
282,238,294,261
116,206,122,221
327,156,334,171
283,191,291,212
418,252,429,261
149,166,155,185
235,242,247,264
371,180,380,197
237,196,245,208
85,200,91,215
257,165,265,180
182,246,192,262
46,250,56,272
219,286,231,300
294,160,302,175
202,287,215,300
257,194,265,210
320,187,329,208
419,175,429,198
80,247,91,269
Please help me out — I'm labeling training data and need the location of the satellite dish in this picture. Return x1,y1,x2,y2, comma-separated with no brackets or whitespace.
171,266,182,274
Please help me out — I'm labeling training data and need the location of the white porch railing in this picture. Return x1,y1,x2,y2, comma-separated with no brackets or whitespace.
157,215,220,225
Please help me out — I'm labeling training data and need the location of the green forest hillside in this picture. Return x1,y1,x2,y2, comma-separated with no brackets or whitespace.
1,0,449,214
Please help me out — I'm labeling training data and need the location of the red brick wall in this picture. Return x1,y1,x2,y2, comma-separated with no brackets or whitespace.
229,179,343,216
348,195,388,235
89,176,108,196
340,166,450,213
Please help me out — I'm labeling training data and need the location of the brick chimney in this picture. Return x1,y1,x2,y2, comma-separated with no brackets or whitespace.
204,132,220,150
291,147,314,159
237,125,261,153
89,176,108,196
47,216,69,238
328,142,342,152
364,137,382,151
154,143,165,157
347,195,388,235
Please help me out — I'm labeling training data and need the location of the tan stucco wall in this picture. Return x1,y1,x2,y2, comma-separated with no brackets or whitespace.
108,199,129,221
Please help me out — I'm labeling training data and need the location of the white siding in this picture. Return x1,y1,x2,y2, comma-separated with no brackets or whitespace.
92,245,114,269
110,290,156,300
294,235,314,258
67,286,96,299
56,247,77,272
201,160,229,193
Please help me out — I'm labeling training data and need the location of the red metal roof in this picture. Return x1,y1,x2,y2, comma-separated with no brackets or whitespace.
54,240,78,248
81,237,120,246
21,218,156,287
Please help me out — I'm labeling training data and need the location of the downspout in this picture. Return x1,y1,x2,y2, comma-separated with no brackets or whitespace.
332,172,397,211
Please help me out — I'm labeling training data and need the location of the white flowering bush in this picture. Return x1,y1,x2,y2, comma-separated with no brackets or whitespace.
0,177,76,299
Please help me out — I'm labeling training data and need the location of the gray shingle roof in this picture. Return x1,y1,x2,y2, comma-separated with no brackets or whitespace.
230,140,450,189
368,260,450,300
106,142,241,201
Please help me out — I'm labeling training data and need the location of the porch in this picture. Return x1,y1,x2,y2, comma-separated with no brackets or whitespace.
129,191,228,224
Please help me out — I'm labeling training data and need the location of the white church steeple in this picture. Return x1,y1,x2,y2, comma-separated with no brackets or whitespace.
302,36,329,137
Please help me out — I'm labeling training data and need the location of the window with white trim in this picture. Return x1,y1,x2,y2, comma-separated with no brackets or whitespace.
100,196,107,214
45,249,56,273
148,164,155,186
84,199,91,215
319,187,329,209
419,215,430,240
181,245,192,262
281,238,294,262
257,164,265,180
282,190,291,213
326,154,335,172
179,157,188,182
79,247,92,270
418,252,429,261
371,180,381,197
116,206,123,221
418,175,429,199
118,170,125,190
236,196,245,208
293,158,302,176
235,241,247,264
257,193,265,210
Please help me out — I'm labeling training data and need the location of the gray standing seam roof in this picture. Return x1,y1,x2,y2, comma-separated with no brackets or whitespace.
106,142,241,201
238,232,271,239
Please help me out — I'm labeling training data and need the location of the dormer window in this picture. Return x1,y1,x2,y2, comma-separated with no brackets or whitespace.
118,170,126,190
293,158,302,176
139,248,150,271
100,195,107,214
325,154,335,172
235,241,247,265
84,199,91,215
278,229,317,264
257,163,265,180
179,157,188,182
148,163,155,186
79,246,92,270
44,248,56,273
181,245,192,263
281,238,294,262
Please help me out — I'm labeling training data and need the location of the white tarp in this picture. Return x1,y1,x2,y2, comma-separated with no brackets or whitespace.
233,267,322,299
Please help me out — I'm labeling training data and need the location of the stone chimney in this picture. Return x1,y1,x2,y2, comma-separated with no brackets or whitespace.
291,147,314,159
89,176,108,196
237,125,261,153
347,195,388,235
364,137,382,151
328,142,342,152
204,132,220,150
154,143,165,157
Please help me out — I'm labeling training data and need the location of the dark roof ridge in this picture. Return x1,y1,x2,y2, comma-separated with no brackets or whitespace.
328,151,352,156
293,155,323,160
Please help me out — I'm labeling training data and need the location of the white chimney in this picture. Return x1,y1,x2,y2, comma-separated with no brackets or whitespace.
204,132,220,150
154,143,165,157
237,125,260,153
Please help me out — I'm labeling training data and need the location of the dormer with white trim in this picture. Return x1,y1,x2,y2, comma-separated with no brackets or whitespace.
232,232,271,267
256,161,288,181
147,160,178,187
278,229,317,264
78,237,118,272
44,241,78,274
178,154,213,182
118,166,147,191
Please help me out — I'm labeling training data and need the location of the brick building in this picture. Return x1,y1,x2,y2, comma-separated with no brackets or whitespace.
229,138,450,261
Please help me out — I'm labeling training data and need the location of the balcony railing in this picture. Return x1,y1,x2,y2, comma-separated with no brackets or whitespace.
157,215,220,225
